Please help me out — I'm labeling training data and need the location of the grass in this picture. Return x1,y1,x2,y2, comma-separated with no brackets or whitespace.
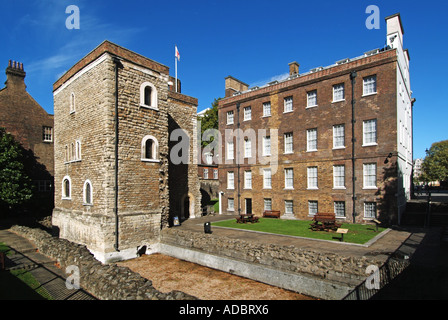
211,218,386,245
0,242,53,300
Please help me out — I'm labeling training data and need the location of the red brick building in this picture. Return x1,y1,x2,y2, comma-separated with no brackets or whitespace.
218,14,414,225
0,60,54,193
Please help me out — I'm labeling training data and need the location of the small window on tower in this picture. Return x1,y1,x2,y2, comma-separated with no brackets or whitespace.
140,82,158,110
141,135,159,162
144,86,152,106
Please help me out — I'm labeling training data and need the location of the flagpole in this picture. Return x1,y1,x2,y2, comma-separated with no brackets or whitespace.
175,45,178,93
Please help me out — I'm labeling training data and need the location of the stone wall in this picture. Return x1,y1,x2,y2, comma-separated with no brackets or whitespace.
10,225,197,300
161,228,384,285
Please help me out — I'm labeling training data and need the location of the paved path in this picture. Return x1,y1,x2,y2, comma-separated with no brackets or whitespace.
0,228,96,300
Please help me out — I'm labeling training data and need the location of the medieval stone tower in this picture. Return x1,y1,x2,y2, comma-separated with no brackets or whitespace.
52,41,200,263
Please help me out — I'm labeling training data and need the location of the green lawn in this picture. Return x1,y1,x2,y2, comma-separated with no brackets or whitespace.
211,218,386,245
0,242,53,300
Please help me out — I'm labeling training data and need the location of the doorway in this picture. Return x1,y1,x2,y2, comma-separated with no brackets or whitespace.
245,198,252,215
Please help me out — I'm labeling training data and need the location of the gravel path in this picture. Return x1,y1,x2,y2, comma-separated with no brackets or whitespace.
118,253,315,300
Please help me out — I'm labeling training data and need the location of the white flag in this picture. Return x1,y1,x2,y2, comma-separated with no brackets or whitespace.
175,46,180,61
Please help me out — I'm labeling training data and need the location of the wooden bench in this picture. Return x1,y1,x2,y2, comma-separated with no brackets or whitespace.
263,210,281,218
236,214,259,224
310,212,342,231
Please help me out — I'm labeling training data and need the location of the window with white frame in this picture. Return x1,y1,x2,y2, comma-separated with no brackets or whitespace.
308,200,318,216
263,102,271,117
285,200,293,215
62,176,71,200
284,132,293,154
227,171,235,189
227,141,234,160
307,90,317,107
263,136,271,156
333,124,345,149
244,139,251,158
141,135,158,161
140,82,158,110
83,180,93,205
203,169,209,179
244,106,251,121
264,198,272,211
213,169,218,180
307,128,317,151
227,110,234,124
263,168,272,189
363,163,377,188
334,201,345,218
333,165,345,189
363,75,377,95
307,166,318,189
333,83,345,102
43,127,53,142
285,168,294,189
364,202,377,219
228,198,235,211
363,119,377,145
244,170,252,189
284,96,293,113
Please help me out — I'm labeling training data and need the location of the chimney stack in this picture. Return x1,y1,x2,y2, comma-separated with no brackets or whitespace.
225,76,249,97
289,61,299,76
5,60,26,90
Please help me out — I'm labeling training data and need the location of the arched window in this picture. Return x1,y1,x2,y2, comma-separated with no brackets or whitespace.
144,86,152,106
141,135,159,162
140,82,158,110
83,180,93,205
62,176,71,199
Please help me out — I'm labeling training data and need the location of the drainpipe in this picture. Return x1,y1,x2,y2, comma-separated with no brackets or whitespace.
236,103,241,216
112,56,123,252
350,71,357,223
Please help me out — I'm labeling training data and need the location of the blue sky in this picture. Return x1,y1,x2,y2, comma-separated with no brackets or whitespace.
1,0,447,159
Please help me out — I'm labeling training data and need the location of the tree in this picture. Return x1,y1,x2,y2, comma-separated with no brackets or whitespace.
0,128,34,212
199,98,220,148
421,140,448,185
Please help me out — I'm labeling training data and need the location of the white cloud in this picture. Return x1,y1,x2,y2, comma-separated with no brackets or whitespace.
250,72,290,88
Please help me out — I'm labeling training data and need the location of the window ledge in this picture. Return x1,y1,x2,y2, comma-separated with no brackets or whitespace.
140,104,159,111
362,143,378,147
362,92,377,97
284,187,294,190
333,146,346,150
333,187,347,190
83,203,93,207
64,159,82,164
284,151,294,155
283,110,294,114
307,187,319,190
262,115,271,118
141,158,160,163
332,99,345,103
306,105,318,109
363,187,378,190
306,149,317,153
61,197,71,200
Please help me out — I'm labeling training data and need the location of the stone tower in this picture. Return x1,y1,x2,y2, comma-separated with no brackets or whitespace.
52,41,200,263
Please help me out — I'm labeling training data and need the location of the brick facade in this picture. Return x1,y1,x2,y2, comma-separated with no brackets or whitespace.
52,41,200,262
218,14,413,225
0,60,54,203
